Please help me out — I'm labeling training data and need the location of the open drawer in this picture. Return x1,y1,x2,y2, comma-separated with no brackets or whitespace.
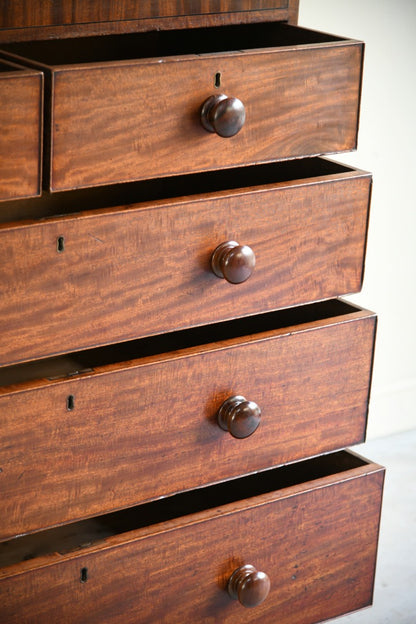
0,299,376,540
1,21,363,191
0,58,42,202
0,158,371,366
0,450,385,623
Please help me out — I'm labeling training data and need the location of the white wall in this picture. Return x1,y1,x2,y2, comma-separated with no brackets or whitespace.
298,0,416,438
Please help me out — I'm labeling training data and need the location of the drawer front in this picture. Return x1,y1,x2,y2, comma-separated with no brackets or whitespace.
1,23,362,191
0,60,42,201
50,42,362,190
0,302,376,540
0,454,385,624
0,165,371,366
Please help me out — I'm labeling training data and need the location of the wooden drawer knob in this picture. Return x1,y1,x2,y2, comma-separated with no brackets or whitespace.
200,94,246,137
228,564,271,608
211,241,255,284
217,395,261,439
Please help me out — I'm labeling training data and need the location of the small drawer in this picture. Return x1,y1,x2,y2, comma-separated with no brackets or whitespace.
0,299,376,540
0,59,42,201
0,158,371,366
0,451,385,623
1,22,363,191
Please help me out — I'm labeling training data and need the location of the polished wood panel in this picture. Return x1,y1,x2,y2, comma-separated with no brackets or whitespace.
0,1,299,42
0,11,297,43
0,454,385,624
0,303,376,540
0,166,371,366
0,1,288,28
0,59,42,201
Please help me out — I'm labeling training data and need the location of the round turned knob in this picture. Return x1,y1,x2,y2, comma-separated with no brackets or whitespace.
228,564,271,608
217,395,261,439
200,94,246,137
211,241,255,284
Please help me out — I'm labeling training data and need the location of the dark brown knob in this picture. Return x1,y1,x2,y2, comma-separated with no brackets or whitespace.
200,94,246,137
228,564,271,608
217,395,261,439
211,241,255,284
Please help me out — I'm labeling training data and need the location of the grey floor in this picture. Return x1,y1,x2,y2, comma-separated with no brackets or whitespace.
329,429,416,623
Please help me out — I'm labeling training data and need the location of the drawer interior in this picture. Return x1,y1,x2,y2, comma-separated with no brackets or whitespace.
0,59,32,73
0,299,361,388
0,450,368,569
0,157,353,223
2,22,346,66
0,60,14,72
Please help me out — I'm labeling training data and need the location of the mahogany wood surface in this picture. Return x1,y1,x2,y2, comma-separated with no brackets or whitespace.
0,2,299,43
0,59,42,201
0,304,375,540
0,455,384,624
0,167,371,366
0,0,290,28
287,0,299,24
0,11,298,44
1,24,362,191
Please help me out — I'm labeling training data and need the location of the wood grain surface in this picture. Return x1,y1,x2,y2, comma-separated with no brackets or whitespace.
0,303,376,540
0,0,289,28
0,454,384,624
0,167,371,366
0,1,299,42
0,59,42,201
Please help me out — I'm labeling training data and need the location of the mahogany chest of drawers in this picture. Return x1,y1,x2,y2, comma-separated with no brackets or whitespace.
0,2,384,622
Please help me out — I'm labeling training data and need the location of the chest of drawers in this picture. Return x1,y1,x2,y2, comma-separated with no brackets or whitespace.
0,2,384,623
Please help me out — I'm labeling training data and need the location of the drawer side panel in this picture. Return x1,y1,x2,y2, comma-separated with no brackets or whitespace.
0,71,42,201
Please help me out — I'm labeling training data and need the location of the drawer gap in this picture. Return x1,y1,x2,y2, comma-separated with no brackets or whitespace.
1,22,346,66
0,450,367,568
0,157,353,223
0,298,359,388
0,62,14,72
